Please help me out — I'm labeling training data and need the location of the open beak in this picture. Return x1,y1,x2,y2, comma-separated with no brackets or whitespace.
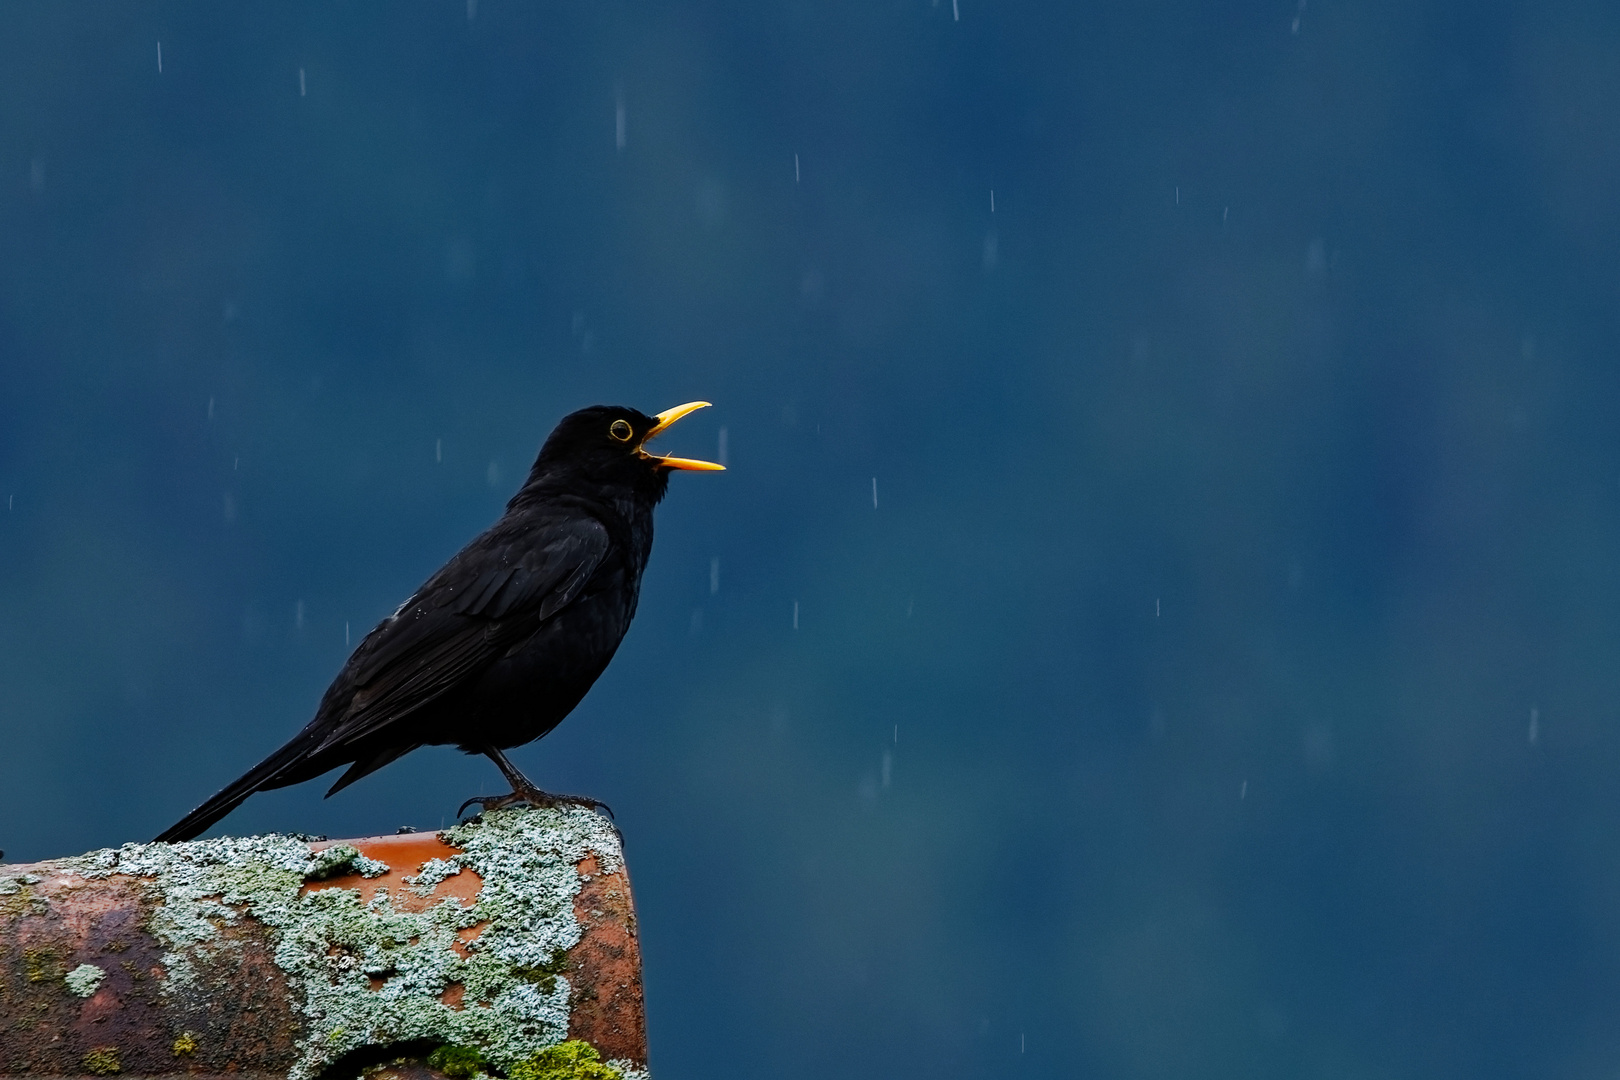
640,401,726,471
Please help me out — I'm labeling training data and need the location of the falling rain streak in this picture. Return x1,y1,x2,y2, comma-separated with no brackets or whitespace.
615,99,626,151
792,601,799,630
157,41,162,73
794,154,800,183
717,426,728,466
872,477,878,508
299,68,306,96
710,558,720,595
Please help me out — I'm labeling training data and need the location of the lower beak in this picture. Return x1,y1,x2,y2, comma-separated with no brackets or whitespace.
640,401,726,471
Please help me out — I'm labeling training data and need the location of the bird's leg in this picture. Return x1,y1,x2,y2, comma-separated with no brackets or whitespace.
457,747,615,820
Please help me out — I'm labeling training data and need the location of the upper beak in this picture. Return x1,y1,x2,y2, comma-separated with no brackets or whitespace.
640,401,726,471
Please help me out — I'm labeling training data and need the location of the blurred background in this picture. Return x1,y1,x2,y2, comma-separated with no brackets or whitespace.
4,1,1620,1076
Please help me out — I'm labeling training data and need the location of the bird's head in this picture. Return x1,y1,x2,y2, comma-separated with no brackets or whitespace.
528,401,724,497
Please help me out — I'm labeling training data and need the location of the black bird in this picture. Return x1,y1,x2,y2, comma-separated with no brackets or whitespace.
156,402,723,843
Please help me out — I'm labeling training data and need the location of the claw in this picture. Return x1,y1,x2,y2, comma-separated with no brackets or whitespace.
456,790,615,821
457,794,511,819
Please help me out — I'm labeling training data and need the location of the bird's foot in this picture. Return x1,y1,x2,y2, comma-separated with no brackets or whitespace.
457,788,615,821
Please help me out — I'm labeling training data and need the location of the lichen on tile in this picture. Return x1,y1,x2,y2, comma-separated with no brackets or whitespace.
50,806,626,1080
64,962,107,998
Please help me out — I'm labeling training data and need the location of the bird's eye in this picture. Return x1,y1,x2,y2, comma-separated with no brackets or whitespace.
609,419,634,442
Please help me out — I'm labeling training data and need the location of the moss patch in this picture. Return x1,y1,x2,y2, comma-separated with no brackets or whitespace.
81,1046,122,1075
508,1040,622,1080
428,1043,491,1078
426,1041,633,1080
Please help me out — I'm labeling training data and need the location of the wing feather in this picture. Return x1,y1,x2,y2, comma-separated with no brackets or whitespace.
311,515,610,754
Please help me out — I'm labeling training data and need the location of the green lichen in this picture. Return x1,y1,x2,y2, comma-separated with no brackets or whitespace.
508,1040,622,1080
515,950,571,996
81,1046,122,1075
0,873,45,920
306,844,391,881
61,807,628,1080
65,963,107,998
406,857,464,895
428,1043,492,1078
24,946,62,983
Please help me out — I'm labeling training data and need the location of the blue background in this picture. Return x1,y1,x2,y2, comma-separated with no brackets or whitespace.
5,2,1620,1076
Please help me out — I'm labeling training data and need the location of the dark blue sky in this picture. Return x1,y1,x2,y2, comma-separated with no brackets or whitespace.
5,2,1620,1077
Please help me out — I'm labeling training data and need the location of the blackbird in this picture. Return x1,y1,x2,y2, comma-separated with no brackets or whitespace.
156,402,723,843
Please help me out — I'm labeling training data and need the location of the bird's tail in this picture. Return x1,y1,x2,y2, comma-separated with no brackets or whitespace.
154,733,330,843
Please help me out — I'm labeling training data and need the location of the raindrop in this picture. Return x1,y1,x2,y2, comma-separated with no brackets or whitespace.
207,396,215,420
794,154,800,183
615,97,626,151
1223,206,1230,223
871,477,878,508
906,597,914,618
486,460,501,488
990,189,995,213
223,493,236,522
157,41,162,73
299,68,306,96
1021,1034,1026,1054
1240,779,1248,799
893,724,898,743
345,621,351,647
1175,186,1179,205
717,427,729,466
982,230,998,271
792,601,799,630
296,600,306,630
1156,598,1160,617
436,438,443,463
710,557,720,595
467,0,478,18
952,0,959,20
1306,238,1328,274
1528,707,1540,746
234,457,239,471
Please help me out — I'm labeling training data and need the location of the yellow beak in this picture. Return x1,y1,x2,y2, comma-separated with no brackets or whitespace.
640,401,726,471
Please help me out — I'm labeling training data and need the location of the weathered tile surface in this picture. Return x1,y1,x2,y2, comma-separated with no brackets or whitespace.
0,809,647,1079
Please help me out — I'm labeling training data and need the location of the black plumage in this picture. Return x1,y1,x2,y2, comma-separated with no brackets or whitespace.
156,402,722,843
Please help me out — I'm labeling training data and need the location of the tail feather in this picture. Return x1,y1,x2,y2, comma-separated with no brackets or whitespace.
154,734,332,843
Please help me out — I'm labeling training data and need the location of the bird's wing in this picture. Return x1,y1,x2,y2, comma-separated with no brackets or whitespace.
310,514,611,754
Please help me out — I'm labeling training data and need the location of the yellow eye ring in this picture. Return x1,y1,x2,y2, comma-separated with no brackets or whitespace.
609,419,634,442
